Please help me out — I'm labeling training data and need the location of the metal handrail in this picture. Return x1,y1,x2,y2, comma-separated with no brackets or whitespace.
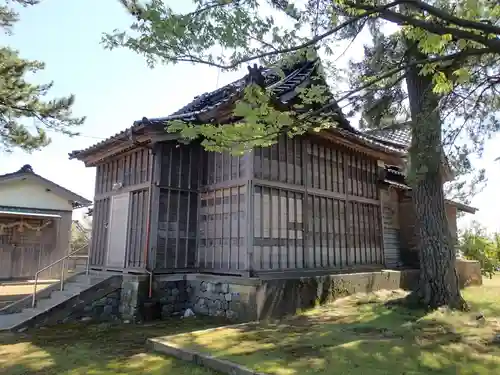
32,245,90,308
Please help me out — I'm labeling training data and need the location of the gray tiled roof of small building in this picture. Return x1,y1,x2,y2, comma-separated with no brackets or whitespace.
363,123,412,149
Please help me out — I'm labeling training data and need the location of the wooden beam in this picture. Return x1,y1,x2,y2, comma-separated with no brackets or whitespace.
84,137,152,167
94,182,150,201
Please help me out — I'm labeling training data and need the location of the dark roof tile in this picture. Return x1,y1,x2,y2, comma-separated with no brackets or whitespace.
69,59,320,159
363,123,411,149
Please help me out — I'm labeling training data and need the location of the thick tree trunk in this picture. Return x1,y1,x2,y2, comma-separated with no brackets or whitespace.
405,47,467,310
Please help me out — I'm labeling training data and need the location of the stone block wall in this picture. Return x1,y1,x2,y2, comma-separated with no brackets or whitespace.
27,276,123,329
76,289,121,322
187,278,257,321
153,277,190,318
153,270,420,322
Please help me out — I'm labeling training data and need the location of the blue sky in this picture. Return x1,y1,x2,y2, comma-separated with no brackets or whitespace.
0,0,498,233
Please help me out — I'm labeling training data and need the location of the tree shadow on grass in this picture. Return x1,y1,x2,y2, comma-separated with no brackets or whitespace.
172,300,500,375
0,317,227,375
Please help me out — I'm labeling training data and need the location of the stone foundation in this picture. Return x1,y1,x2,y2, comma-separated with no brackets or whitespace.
187,275,259,321
18,263,484,328
29,275,123,328
149,269,420,322
153,276,189,319
71,289,121,323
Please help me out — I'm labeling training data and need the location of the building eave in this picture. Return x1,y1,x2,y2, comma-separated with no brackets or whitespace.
68,122,149,162
444,199,478,214
318,128,406,165
68,57,322,163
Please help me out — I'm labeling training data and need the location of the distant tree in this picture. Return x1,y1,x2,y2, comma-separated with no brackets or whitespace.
71,217,91,252
459,223,500,279
0,0,84,153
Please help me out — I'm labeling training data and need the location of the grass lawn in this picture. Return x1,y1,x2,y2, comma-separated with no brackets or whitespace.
0,317,225,375
166,276,500,375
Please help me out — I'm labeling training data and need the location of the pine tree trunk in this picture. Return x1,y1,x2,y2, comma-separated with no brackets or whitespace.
405,46,467,310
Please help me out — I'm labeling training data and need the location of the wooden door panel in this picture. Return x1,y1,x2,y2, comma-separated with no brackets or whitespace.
106,193,130,268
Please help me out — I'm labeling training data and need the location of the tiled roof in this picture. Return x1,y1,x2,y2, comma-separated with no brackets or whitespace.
381,164,408,187
69,59,321,159
69,55,411,161
337,129,406,155
363,123,411,150
383,179,411,190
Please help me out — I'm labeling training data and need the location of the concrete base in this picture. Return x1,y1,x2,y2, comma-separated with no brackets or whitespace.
8,261,482,329
149,269,420,322
150,263,481,322
455,259,482,287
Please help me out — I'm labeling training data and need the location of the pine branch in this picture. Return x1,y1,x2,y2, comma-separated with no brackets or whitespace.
304,47,492,120
346,2,500,54
122,0,405,70
403,0,500,36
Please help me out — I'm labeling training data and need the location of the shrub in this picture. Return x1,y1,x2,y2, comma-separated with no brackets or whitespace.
458,223,500,278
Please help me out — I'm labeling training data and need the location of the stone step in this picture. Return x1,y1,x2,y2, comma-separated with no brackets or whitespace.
72,275,108,286
0,274,116,332
34,294,69,310
0,308,42,331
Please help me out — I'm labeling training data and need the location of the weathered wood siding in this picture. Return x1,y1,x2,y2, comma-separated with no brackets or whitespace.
398,197,419,267
197,148,249,274
127,189,149,268
201,149,247,186
198,186,247,272
91,147,152,269
90,198,110,267
154,142,201,270
446,204,458,246
95,148,151,195
151,140,249,274
251,134,383,272
0,216,61,279
381,188,401,268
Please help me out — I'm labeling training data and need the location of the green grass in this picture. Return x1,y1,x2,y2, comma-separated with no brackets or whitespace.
167,276,500,375
2,277,499,375
0,317,224,375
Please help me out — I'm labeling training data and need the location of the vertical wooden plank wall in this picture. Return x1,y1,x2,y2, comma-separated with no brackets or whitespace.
91,148,151,268
398,196,420,267
252,134,383,272
0,216,58,279
154,142,200,271
380,188,402,268
198,149,248,274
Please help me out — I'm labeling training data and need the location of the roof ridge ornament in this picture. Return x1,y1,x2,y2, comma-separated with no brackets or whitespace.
18,164,33,174
246,63,265,88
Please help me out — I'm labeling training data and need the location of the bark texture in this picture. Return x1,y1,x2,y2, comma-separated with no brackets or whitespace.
405,47,467,311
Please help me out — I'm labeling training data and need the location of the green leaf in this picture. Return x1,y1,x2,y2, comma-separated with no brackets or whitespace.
453,68,471,84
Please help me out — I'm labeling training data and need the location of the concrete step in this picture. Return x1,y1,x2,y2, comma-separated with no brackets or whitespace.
72,275,108,286
0,274,115,332
0,308,42,331
34,294,69,310
50,290,80,299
